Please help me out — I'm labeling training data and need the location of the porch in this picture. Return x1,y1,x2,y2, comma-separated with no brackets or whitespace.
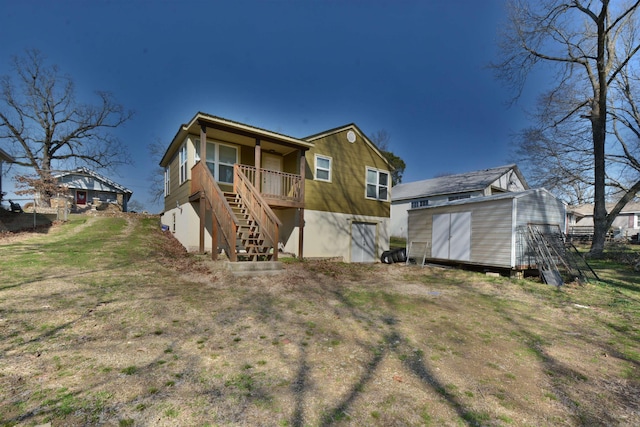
189,114,311,262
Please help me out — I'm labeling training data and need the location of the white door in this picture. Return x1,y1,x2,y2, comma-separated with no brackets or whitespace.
431,212,471,261
351,222,376,263
262,154,283,196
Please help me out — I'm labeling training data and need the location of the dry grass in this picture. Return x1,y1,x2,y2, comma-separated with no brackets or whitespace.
0,215,638,426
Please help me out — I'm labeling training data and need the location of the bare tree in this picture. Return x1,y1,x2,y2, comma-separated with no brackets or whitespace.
147,138,167,206
495,0,640,257
369,129,406,186
0,49,133,205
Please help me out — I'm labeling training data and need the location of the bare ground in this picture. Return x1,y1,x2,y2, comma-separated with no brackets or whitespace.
0,215,638,426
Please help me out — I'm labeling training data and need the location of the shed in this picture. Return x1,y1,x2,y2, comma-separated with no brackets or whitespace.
407,188,566,271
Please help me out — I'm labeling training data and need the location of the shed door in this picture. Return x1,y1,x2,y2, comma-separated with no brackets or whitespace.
432,212,471,261
351,222,376,263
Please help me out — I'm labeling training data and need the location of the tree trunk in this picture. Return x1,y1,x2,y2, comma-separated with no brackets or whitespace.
590,7,610,259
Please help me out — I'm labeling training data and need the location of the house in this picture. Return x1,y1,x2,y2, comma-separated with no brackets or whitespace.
391,164,528,238
159,112,391,263
406,188,566,272
568,202,640,240
54,167,133,212
0,148,15,202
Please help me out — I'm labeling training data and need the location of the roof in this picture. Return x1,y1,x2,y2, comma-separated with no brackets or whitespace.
569,202,640,216
160,112,314,167
304,123,392,169
409,188,563,211
0,148,14,163
54,167,132,195
391,164,527,202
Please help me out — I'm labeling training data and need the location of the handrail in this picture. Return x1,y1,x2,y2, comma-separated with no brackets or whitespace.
192,161,239,262
237,164,302,203
234,164,281,260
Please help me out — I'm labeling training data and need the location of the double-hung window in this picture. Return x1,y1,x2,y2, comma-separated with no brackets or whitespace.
315,154,332,182
195,140,238,184
411,199,428,208
164,166,171,196
366,167,389,201
179,144,187,184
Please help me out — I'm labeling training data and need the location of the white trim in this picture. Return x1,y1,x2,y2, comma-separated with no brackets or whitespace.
179,143,187,184
164,166,170,196
194,139,238,184
314,154,332,182
365,166,389,201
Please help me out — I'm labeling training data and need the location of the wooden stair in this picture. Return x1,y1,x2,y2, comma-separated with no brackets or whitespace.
224,192,274,261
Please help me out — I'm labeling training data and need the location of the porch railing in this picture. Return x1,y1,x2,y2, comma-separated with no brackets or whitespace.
192,161,239,262
234,164,282,261
237,164,302,204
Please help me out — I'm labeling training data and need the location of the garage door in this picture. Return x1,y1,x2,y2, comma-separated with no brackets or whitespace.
351,222,376,263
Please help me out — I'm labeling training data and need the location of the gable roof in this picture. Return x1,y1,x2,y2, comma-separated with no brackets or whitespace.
161,112,314,167
0,148,14,163
54,167,132,195
391,164,528,202
304,123,391,169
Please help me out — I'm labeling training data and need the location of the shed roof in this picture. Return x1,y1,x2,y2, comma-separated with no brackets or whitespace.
392,164,527,202
54,167,132,195
408,188,562,211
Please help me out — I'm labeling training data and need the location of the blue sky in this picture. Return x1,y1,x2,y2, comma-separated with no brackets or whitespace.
0,0,539,212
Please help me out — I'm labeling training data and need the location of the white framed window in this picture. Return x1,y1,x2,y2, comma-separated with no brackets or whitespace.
366,167,389,201
315,154,332,182
411,199,428,208
164,166,170,196
179,144,187,184
448,194,471,201
195,140,238,184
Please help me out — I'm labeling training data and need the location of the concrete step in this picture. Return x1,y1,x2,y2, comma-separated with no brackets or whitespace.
225,260,282,276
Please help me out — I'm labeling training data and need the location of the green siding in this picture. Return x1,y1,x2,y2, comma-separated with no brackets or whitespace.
305,129,390,218
163,151,191,212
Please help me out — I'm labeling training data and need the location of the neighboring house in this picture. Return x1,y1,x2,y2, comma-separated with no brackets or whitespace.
568,202,640,239
159,112,391,263
54,167,133,212
390,164,528,238
407,188,566,273
0,148,15,202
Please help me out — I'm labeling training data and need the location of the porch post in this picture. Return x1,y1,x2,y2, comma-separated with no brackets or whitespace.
199,195,205,254
254,139,261,190
211,209,218,261
298,150,306,259
200,124,207,165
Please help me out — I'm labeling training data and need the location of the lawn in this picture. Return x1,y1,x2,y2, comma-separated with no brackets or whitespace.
0,215,638,426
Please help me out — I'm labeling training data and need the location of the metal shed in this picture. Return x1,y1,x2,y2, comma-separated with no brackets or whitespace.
407,188,566,271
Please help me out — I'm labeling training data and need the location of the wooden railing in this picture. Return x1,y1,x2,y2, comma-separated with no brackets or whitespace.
192,161,239,262
237,164,302,204
234,164,282,261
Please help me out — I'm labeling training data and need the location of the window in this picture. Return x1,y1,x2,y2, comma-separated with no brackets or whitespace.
411,199,429,208
179,144,187,184
366,167,389,201
315,154,332,182
195,140,238,184
448,194,471,202
164,166,170,196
